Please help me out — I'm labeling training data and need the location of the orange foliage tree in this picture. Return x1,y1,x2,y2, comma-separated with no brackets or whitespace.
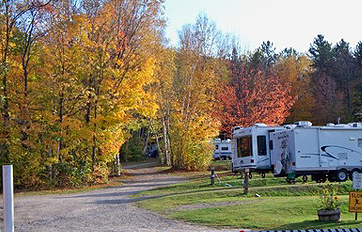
216,57,295,137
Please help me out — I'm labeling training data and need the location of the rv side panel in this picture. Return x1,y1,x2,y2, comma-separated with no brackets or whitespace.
294,128,320,171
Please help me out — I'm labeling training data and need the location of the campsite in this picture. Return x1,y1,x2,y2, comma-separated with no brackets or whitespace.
2,0,362,231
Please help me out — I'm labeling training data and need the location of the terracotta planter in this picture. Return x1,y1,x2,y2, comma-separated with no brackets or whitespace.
317,209,340,222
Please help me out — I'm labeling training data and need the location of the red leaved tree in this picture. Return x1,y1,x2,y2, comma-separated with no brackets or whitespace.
216,60,296,137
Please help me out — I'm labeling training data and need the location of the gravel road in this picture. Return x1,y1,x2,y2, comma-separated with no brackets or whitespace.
0,161,239,232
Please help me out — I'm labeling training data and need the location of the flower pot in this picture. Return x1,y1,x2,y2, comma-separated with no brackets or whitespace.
317,209,340,222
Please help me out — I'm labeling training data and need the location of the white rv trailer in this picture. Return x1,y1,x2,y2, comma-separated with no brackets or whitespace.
213,139,232,160
231,124,285,175
270,122,362,182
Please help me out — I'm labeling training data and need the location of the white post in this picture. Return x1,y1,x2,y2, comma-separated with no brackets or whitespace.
3,165,14,232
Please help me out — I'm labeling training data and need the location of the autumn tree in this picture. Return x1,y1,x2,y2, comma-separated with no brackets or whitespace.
216,45,295,136
35,0,165,184
163,14,225,170
0,0,166,189
152,48,175,165
0,0,53,187
276,50,315,123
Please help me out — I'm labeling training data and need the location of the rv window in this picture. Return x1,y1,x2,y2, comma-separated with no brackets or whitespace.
358,139,362,147
221,147,229,151
237,136,252,157
257,136,267,156
269,140,273,150
215,145,218,150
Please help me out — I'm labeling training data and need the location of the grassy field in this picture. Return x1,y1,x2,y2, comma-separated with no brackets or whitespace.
133,164,362,230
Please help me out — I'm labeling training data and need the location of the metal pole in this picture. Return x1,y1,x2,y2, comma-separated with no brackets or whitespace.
3,165,14,232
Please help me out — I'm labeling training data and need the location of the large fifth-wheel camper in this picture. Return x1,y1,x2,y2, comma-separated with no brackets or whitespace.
270,122,362,182
231,123,285,176
231,121,362,182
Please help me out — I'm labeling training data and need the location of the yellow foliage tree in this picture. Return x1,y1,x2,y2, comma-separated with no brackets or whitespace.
168,14,224,170
0,0,166,188
275,52,316,123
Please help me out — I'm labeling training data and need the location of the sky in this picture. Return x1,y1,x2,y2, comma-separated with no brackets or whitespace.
164,0,362,53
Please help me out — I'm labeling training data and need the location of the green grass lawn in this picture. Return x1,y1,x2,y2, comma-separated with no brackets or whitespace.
134,171,362,230
169,195,360,230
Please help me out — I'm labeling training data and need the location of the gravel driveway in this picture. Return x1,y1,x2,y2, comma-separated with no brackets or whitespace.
0,161,239,232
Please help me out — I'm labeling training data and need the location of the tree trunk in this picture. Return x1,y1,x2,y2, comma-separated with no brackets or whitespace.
142,131,149,156
22,12,36,99
57,91,64,162
92,96,98,172
2,8,11,129
92,89,99,171
166,113,172,165
161,115,171,166
347,81,352,115
149,119,163,163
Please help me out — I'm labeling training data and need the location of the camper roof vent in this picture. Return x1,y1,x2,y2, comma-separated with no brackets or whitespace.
254,123,267,127
348,122,362,127
294,121,312,127
232,126,242,132
284,124,296,129
326,123,335,127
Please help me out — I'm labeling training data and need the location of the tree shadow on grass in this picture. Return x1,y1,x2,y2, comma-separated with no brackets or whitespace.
272,220,362,230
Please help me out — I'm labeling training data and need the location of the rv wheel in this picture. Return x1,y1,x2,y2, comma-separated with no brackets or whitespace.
336,169,348,182
261,172,266,178
249,172,253,179
349,169,362,180
302,175,308,182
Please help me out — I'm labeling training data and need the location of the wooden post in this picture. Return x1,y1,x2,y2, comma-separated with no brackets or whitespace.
226,156,229,169
210,167,215,186
244,168,249,194
356,189,359,220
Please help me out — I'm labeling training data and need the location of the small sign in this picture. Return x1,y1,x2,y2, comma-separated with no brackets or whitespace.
349,191,362,212
353,173,362,190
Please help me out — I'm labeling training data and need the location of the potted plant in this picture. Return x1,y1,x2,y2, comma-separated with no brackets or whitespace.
317,184,341,222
